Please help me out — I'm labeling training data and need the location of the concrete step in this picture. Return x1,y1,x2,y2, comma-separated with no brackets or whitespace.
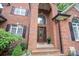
32,48,61,56
37,43,54,49
32,43,63,56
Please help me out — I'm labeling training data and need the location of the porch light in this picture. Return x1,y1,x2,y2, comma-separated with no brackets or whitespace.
52,13,71,21
0,14,7,23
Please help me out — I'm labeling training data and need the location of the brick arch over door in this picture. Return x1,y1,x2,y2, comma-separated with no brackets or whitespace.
38,3,58,17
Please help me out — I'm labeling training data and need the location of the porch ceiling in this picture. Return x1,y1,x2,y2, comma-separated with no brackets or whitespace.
38,3,51,14
39,3,51,11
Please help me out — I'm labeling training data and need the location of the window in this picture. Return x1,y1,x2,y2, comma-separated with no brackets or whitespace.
9,25,23,36
0,3,3,13
11,6,29,16
72,18,79,41
14,8,26,16
0,3,3,8
38,15,46,25
6,24,26,38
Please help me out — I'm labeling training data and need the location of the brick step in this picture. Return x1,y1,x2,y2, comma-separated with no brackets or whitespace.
32,48,61,56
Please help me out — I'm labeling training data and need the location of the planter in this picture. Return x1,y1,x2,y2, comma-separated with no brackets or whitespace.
0,51,3,55
47,39,51,44
47,37,51,44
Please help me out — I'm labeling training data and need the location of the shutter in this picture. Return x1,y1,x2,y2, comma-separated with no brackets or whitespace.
69,22,75,41
6,24,11,31
28,10,30,16
10,6,15,14
25,10,28,16
25,9,30,16
22,26,26,38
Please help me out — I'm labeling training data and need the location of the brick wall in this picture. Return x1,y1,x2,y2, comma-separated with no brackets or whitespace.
60,7,79,55
1,3,78,55
1,3,30,43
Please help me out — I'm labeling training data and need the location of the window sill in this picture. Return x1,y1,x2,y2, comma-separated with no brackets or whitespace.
11,13,27,17
75,40,79,42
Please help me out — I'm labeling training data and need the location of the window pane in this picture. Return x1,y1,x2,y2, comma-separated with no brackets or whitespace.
10,26,16,34
14,8,20,15
73,27,79,39
72,23,76,26
77,23,79,26
72,18,79,41
17,27,23,36
20,9,26,15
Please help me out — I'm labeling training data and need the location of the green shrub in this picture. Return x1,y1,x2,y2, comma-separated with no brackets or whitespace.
20,43,27,51
0,29,23,51
12,45,23,56
12,44,32,56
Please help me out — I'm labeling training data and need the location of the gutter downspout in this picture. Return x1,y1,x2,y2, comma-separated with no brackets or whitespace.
27,3,31,49
59,4,75,54
53,3,73,54
57,20,63,53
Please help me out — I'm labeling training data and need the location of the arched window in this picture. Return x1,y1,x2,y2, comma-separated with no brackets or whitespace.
72,17,79,41
38,15,46,25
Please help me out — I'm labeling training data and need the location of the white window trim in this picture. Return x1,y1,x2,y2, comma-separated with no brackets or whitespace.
9,25,23,36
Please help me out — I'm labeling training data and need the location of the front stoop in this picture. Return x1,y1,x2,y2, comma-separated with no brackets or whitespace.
32,49,61,56
32,43,64,56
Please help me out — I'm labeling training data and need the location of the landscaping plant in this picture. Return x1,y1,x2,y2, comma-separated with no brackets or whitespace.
0,29,23,55
47,37,51,44
0,29,32,56
12,44,23,56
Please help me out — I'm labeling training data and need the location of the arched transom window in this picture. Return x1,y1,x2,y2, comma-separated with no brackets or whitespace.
38,15,46,25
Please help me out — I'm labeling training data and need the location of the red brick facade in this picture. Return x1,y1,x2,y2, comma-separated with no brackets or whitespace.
0,3,79,55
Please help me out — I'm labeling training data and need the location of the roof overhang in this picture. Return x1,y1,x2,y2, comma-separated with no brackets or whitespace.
52,13,71,21
1,3,10,7
0,14,7,23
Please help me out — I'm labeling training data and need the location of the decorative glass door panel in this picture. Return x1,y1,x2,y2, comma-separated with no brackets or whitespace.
37,27,46,43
